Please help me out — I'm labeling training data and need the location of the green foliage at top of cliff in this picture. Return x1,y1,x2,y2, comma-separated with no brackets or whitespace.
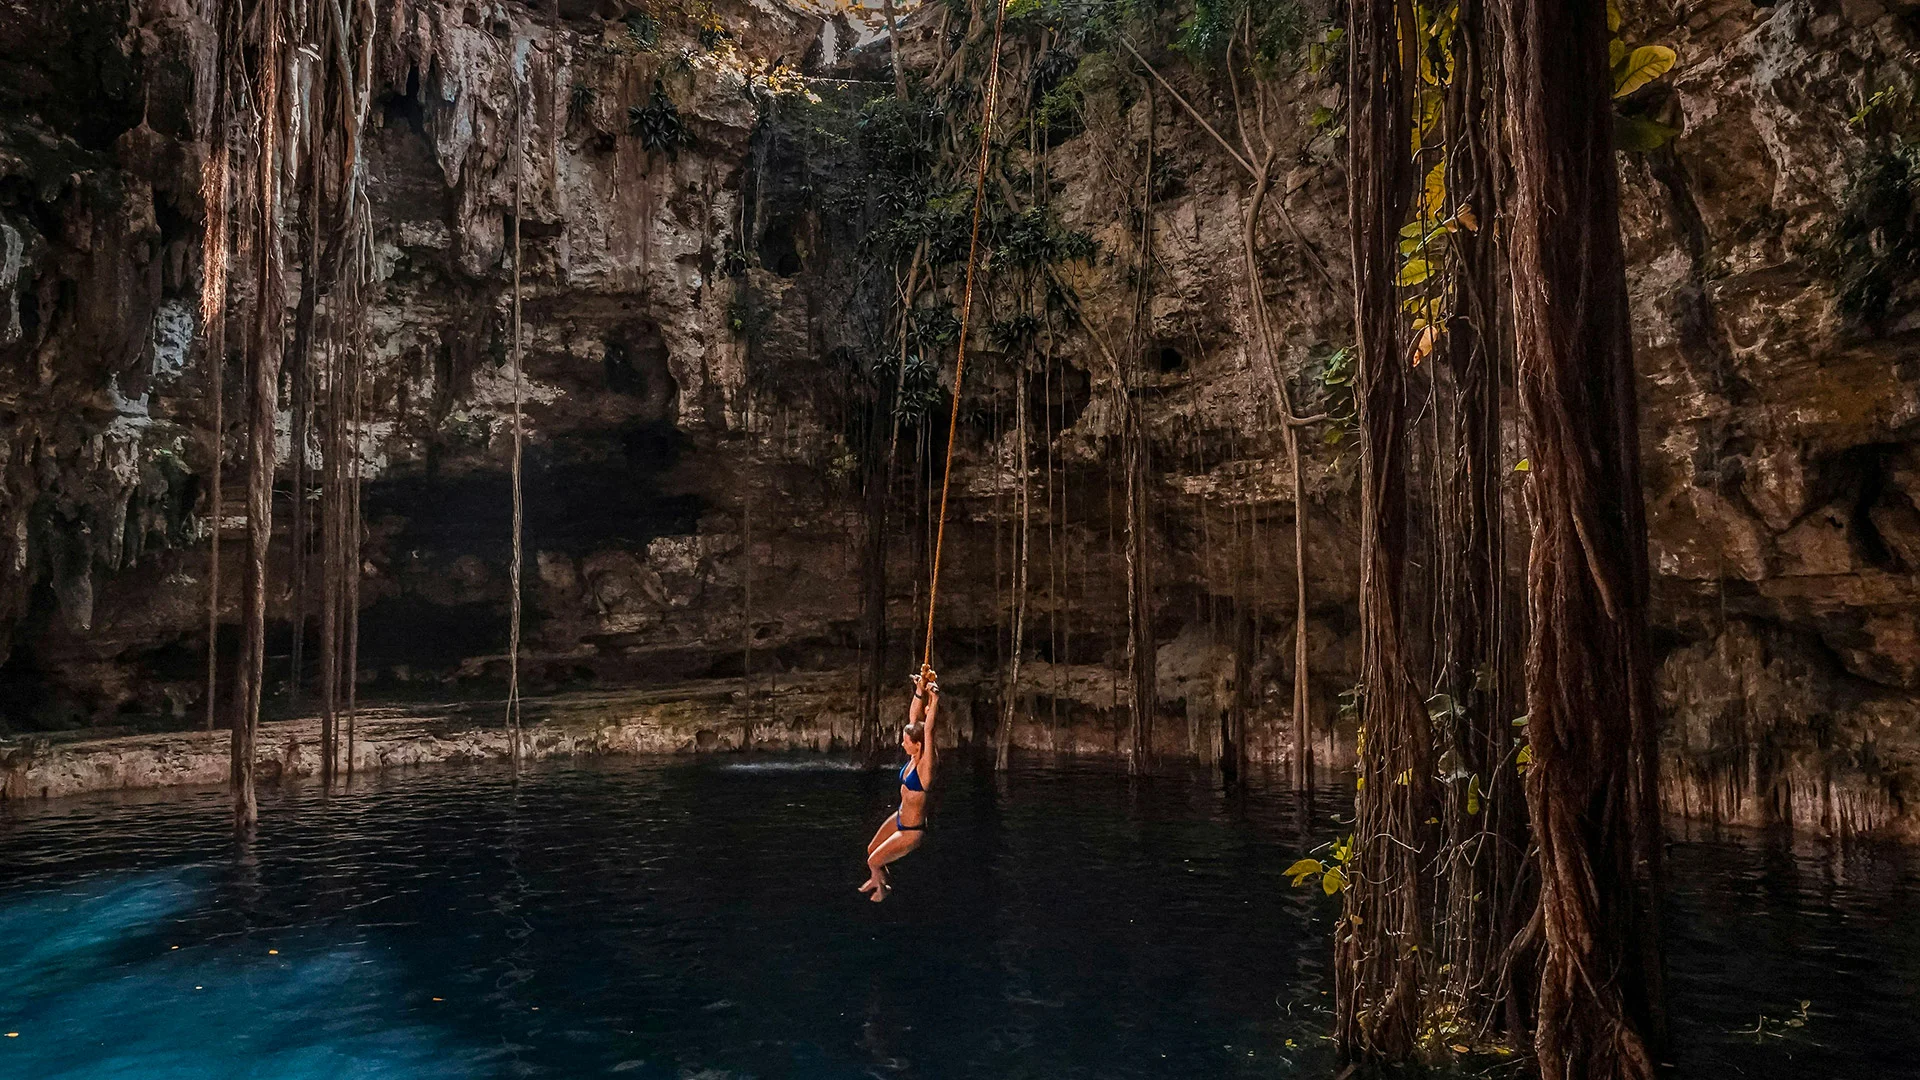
997,0,1307,63
768,83,1095,276
630,82,692,153
1832,138,1920,330
1818,84,1920,331
775,88,950,259
1169,0,1306,70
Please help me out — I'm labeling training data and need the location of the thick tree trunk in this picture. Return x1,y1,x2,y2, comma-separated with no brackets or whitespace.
1497,2,1664,1077
1335,0,1427,1061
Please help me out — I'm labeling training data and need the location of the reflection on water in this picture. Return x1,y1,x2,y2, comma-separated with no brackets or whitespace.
1663,823,1920,1078
0,758,1913,1079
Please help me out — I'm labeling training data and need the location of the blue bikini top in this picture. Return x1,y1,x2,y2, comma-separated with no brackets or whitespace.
899,759,924,793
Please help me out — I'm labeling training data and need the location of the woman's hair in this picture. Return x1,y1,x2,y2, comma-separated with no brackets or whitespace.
903,721,926,746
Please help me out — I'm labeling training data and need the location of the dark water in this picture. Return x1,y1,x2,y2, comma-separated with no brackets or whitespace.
0,758,1913,1079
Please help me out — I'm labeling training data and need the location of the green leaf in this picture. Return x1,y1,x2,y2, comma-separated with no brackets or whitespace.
1421,161,1447,220
1615,113,1680,152
1614,45,1677,98
1466,774,1483,816
1310,105,1337,128
1609,38,1625,68
1413,91,1444,151
1516,743,1533,772
1322,866,1347,895
1397,258,1433,287
1285,858,1326,886
1512,458,1530,472
1607,0,1622,33
1399,219,1428,256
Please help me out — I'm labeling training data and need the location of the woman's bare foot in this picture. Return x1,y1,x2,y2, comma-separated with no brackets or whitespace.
868,880,891,903
857,876,879,894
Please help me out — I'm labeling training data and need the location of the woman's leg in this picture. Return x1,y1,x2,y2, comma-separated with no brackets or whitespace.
866,815,899,857
864,829,923,901
859,816,901,892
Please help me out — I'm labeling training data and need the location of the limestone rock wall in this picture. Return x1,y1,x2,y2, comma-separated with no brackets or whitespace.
1622,0,1920,835
0,0,1917,835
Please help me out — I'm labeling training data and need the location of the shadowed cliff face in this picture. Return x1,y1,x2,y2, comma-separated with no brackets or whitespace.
0,1,1916,834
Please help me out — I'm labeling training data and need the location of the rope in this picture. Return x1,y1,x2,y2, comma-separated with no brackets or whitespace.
920,0,1012,676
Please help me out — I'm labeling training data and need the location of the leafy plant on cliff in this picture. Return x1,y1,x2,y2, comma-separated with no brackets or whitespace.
991,208,1098,270
630,82,692,153
1831,138,1920,329
727,285,771,342
892,351,945,424
622,10,659,51
988,312,1042,352
568,82,596,126
1606,0,1681,152
1172,0,1306,71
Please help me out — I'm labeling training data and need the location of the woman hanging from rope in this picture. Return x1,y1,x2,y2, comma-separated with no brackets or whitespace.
855,0,1007,904
858,668,940,902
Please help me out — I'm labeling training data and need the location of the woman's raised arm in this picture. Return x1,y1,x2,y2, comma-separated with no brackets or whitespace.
918,669,940,784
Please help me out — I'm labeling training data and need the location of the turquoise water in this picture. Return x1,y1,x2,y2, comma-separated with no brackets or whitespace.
0,758,1913,1078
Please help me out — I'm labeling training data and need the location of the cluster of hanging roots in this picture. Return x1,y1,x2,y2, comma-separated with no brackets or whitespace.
1336,2,1662,1078
857,1,1341,782
200,0,380,829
